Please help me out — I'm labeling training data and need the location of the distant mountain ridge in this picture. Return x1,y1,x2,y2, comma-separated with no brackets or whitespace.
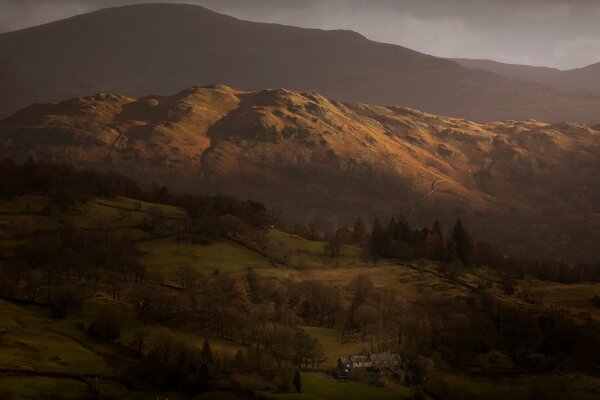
2,84,600,261
1,3,600,123
453,58,600,96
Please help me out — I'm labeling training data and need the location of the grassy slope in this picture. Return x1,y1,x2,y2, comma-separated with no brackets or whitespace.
302,326,368,369
1,193,599,399
140,237,268,276
268,230,364,269
0,376,89,400
433,373,600,400
0,327,112,375
0,300,108,376
273,372,412,400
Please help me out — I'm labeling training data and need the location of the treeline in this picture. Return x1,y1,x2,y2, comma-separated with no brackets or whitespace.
417,285,600,374
114,269,599,380
369,217,473,266
0,157,272,243
0,222,329,392
306,214,600,284
94,270,410,390
0,225,142,316
0,156,142,206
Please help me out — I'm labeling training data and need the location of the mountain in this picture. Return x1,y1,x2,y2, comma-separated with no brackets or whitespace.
2,3,600,124
454,58,600,96
452,58,563,84
561,62,600,94
2,84,600,260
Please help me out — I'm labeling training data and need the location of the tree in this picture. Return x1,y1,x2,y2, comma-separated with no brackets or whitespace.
219,214,246,239
51,284,82,317
55,184,78,221
130,328,151,356
346,275,374,328
347,275,373,309
0,156,23,200
106,274,123,302
352,218,367,246
88,307,122,341
201,339,214,365
452,220,473,267
324,230,342,258
501,273,517,295
154,185,171,203
432,220,443,238
293,370,302,393
143,207,167,233
118,208,132,220
370,218,385,255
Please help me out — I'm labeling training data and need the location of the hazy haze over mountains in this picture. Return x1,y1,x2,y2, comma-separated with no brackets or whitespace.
1,3,600,124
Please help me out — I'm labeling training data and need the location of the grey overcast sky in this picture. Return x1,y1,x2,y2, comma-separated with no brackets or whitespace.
1,0,600,70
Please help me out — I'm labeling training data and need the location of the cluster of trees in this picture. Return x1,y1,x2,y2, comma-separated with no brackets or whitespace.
369,218,473,266
108,267,599,381
313,214,600,284
476,250,600,284
0,157,273,243
403,286,600,373
174,193,272,246
0,156,141,207
108,268,411,373
116,269,329,371
0,225,141,316
87,305,216,392
142,334,215,391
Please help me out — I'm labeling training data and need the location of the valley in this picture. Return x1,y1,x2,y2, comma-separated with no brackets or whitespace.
1,3,600,399
0,163,598,399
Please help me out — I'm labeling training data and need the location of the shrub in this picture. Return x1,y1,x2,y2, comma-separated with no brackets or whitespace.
87,307,122,341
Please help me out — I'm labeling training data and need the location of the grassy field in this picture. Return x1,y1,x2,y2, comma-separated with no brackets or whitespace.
268,230,365,269
273,372,412,400
0,194,51,215
192,391,246,400
432,373,600,400
0,376,90,400
1,193,599,399
140,237,269,277
262,261,466,303
78,196,185,227
0,297,198,399
534,281,600,318
0,300,50,329
0,327,113,375
0,300,113,376
120,324,245,356
302,326,368,368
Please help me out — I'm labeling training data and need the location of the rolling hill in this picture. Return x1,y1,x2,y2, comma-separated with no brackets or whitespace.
0,185,599,399
2,84,600,260
2,3,600,124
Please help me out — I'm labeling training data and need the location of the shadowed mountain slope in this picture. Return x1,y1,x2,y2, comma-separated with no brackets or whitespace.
2,84,600,260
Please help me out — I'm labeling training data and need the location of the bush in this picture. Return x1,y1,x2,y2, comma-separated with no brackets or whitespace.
87,307,122,341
